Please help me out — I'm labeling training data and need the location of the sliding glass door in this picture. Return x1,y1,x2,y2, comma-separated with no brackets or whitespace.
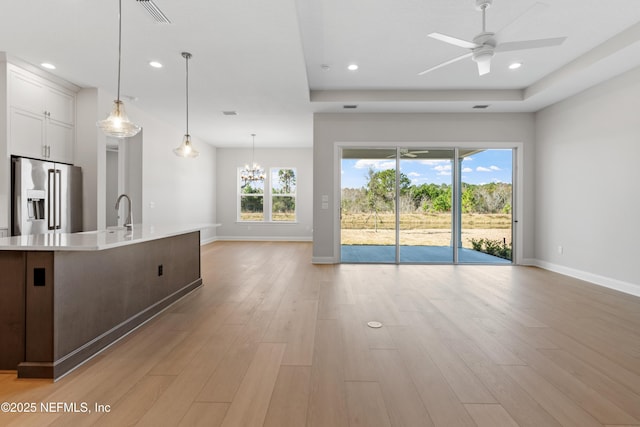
458,149,513,263
340,146,513,264
340,148,397,263
399,149,454,263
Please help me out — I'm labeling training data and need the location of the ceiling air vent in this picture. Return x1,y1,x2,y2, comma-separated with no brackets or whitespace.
136,0,172,24
222,111,238,116
343,105,358,109
473,105,490,109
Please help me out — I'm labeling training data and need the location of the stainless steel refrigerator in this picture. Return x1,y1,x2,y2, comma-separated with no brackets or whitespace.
11,156,83,236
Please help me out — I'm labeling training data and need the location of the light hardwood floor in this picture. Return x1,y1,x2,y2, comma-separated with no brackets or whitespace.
1,241,640,426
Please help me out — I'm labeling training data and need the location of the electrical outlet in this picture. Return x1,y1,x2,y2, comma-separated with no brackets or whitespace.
158,264,163,276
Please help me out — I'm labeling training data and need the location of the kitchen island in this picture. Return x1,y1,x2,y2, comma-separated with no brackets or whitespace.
0,224,212,380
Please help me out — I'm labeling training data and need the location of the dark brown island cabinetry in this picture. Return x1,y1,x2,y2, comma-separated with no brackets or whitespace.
0,231,202,380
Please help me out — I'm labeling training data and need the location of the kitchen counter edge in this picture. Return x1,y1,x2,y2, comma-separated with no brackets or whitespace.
0,223,220,251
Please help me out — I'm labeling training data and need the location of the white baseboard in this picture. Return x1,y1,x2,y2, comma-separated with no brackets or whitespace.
311,256,338,264
532,259,640,298
200,236,218,245
215,235,313,242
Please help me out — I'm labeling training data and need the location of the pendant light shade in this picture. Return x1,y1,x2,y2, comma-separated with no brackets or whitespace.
174,52,199,158
174,134,198,158
97,0,141,138
98,100,141,138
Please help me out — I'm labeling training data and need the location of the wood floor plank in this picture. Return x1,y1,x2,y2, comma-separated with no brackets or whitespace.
263,366,311,427
429,298,525,366
339,305,378,381
178,402,229,427
474,314,639,425
306,319,350,427
503,365,603,427
445,338,563,427
197,309,274,402
464,403,520,427
538,327,640,394
540,348,640,421
135,325,243,427
414,311,497,404
371,348,434,427
91,375,176,427
220,342,286,427
345,381,393,427
389,325,477,427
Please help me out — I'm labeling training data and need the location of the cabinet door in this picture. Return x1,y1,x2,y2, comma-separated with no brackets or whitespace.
9,69,45,115
47,120,74,164
9,107,46,159
45,86,75,125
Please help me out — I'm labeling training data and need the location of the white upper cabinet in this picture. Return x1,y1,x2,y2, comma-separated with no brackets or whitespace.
7,64,76,164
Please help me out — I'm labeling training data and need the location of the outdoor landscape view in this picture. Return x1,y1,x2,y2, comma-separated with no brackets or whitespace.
341,149,513,261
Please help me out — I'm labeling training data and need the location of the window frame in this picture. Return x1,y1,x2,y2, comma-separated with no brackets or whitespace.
236,166,297,223
270,167,297,223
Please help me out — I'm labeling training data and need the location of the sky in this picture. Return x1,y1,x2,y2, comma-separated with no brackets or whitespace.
341,149,512,189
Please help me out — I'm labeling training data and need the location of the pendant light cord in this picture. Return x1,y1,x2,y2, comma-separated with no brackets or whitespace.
116,0,122,102
185,54,189,135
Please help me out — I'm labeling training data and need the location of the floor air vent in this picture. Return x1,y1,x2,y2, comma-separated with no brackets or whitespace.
136,0,172,24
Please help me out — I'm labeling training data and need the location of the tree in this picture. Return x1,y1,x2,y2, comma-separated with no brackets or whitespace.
276,169,296,194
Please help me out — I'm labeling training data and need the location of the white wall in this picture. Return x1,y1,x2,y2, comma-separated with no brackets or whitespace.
535,66,640,295
216,147,313,241
76,88,217,243
312,113,536,263
0,63,8,233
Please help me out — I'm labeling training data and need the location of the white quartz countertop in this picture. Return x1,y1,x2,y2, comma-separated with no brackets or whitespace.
0,224,220,251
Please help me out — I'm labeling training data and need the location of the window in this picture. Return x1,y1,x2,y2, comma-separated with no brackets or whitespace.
237,167,296,222
271,168,296,222
238,172,264,221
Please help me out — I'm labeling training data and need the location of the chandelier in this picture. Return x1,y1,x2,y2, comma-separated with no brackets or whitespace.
240,134,265,183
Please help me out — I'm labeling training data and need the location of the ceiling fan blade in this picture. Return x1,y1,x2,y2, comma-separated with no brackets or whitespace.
428,33,477,49
477,59,491,76
496,36,567,52
418,52,473,76
405,153,417,158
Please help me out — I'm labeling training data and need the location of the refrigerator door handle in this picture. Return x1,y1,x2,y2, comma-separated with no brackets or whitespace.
55,169,62,229
48,169,55,230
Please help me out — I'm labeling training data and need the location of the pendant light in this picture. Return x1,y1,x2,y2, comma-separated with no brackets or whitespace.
97,0,141,138
174,52,199,158
240,134,265,183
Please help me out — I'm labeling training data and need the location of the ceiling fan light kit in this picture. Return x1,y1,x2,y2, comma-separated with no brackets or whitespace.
420,0,566,77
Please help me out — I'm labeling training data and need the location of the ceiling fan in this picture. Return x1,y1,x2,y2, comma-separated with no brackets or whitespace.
387,149,431,158
419,0,567,76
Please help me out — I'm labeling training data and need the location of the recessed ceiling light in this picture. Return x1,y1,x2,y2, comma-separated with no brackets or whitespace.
41,63,56,70
149,61,163,68
509,62,522,70
347,64,359,71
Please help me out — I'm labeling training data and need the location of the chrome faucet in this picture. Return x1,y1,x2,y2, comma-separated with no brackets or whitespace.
115,194,133,230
